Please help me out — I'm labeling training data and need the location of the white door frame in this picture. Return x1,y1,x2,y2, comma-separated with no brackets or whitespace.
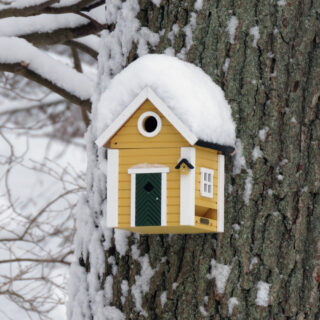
128,166,169,227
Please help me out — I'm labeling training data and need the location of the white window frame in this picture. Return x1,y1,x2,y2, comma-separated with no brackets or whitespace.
200,167,214,198
128,166,169,227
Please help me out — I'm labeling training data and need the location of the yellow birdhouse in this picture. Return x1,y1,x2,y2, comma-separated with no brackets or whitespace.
95,55,236,234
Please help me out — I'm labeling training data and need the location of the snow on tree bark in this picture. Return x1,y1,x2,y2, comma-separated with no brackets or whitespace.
68,0,320,319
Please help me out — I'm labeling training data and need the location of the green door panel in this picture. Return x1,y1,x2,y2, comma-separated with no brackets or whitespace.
135,173,161,226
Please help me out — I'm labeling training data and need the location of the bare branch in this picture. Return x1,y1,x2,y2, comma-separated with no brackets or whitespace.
20,188,82,241
0,259,70,266
0,83,51,101
81,0,105,12
65,39,98,60
0,62,92,109
71,47,83,73
0,99,65,116
75,10,106,29
71,47,91,127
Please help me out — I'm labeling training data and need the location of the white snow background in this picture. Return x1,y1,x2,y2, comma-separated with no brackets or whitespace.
0,130,86,319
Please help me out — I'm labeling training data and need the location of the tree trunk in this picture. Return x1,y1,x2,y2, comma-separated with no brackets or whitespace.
68,1,320,319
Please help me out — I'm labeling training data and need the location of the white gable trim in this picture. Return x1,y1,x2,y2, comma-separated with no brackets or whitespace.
95,87,198,148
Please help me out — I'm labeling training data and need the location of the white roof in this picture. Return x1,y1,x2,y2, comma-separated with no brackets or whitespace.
94,54,236,147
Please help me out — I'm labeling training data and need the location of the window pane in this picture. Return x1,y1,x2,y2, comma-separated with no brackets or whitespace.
208,185,211,193
208,173,212,182
204,184,207,192
204,172,207,181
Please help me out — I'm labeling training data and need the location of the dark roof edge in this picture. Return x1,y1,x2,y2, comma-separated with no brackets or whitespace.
195,140,235,154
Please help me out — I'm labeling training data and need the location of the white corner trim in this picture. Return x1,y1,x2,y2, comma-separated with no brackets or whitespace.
106,149,119,228
161,172,167,226
95,87,198,147
129,169,168,227
180,147,196,226
130,173,136,227
128,166,170,174
217,154,225,232
137,111,162,137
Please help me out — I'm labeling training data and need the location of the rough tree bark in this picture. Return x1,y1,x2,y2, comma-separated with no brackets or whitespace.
73,1,320,319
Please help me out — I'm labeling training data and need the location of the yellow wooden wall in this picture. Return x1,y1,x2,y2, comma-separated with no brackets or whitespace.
195,146,218,215
109,99,192,227
107,99,190,149
118,148,181,227
107,98,220,229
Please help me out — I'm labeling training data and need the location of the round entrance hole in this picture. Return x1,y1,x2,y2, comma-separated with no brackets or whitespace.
137,111,162,137
144,116,158,133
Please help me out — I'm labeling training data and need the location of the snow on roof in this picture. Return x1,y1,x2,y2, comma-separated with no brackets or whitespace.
95,54,236,147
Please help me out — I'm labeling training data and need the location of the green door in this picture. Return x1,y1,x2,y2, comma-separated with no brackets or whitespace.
135,173,161,226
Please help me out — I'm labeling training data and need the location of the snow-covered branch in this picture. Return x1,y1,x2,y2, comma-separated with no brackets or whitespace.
0,4,106,45
0,0,58,19
0,2,100,318
30,21,104,46
0,0,102,19
0,37,93,108
44,0,105,14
